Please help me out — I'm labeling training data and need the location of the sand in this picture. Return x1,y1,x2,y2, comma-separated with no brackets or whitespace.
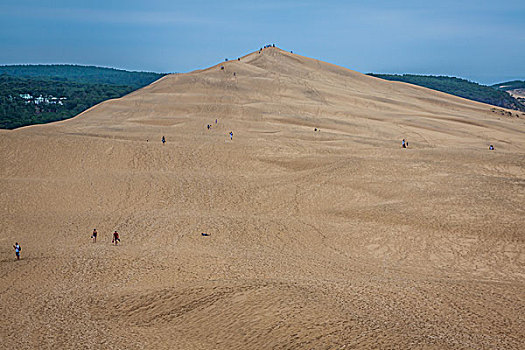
1,47,524,349
506,88,525,100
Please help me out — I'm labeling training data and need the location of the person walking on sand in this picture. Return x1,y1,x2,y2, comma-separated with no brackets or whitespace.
229,131,233,140
402,139,406,148
13,242,21,260
91,229,97,243
162,136,166,144
112,231,120,245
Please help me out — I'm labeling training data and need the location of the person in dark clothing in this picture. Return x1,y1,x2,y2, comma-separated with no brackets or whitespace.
112,231,120,245
92,229,97,243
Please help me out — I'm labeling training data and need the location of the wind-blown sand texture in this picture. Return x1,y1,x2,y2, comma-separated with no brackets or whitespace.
1,47,524,349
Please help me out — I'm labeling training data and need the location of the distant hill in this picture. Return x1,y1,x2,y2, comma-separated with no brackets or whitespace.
0,65,166,129
492,80,525,103
492,80,525,91
0,64,164,89
367,74,525,112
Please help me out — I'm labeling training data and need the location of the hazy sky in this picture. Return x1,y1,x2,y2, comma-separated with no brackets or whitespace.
1,0,523,84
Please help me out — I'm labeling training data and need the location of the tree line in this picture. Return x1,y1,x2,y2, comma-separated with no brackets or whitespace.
492,80,525,91
0,65,165,129
0,64,165,89
368,74,525,112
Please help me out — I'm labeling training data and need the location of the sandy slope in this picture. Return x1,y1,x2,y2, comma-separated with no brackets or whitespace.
1,47,524,349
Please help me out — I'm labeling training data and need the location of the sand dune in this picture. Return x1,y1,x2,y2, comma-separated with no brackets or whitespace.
1,47,524,349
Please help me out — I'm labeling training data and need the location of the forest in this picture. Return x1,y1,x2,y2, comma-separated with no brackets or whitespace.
0,64,164,89
0,65,165,129
368,74,525,112
492,80,525,91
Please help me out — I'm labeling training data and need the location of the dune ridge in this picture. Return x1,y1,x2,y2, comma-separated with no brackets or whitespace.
1,47,524,349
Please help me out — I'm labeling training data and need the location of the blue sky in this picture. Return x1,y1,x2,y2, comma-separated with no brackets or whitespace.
0,0,523,84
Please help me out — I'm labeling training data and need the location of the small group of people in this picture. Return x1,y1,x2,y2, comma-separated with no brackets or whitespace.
489,144,495,150
11,229,121,260
92,229,121,245
206,119,219,130
259,44,276,53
